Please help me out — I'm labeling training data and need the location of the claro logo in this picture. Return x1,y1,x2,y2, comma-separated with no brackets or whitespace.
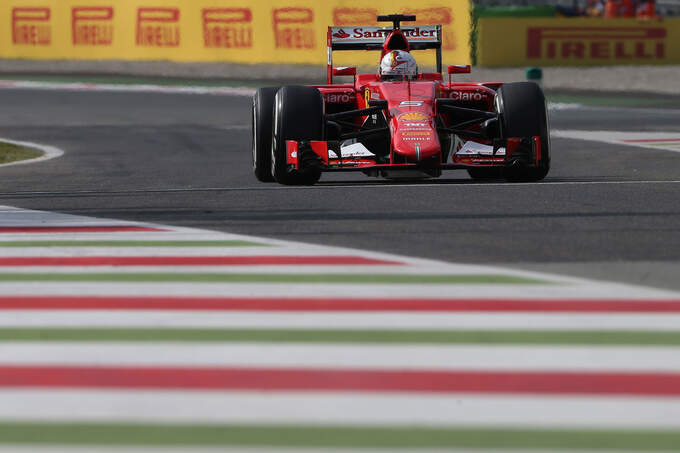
449,91,485,101
527,27,666,60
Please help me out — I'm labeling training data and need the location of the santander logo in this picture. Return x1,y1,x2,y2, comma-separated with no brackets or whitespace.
332,29,350,39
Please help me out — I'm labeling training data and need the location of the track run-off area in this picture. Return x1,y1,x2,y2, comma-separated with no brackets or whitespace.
0,80,680,451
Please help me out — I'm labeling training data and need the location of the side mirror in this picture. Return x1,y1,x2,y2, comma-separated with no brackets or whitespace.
448,65,471,74
333,66,357,76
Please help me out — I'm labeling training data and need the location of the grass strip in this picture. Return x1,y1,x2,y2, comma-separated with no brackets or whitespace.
0,328,676,345
0,272,547,284
0,142,42,165
0,240,265,247
0,423,679,449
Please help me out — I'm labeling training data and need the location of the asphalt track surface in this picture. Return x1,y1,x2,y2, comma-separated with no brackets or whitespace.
0,88,679,290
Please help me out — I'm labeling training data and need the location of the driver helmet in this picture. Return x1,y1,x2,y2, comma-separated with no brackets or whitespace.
380,50,418,81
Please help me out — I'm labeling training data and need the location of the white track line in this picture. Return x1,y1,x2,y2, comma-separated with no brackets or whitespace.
2,311,680,331
0,80,255,96
2,343,680,371
0,138,64,168
1,390,679,429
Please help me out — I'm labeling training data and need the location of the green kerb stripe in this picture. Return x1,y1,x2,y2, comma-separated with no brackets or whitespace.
0,328,676,345
0,273,547,284
1,423,679,449
0,240,265,247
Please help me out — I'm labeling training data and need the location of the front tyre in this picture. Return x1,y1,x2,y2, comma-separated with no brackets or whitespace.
271,86,324,185
496,82,550,182
252,87,279,182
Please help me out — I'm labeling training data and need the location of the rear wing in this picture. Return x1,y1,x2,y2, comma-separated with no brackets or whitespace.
326,25,442,84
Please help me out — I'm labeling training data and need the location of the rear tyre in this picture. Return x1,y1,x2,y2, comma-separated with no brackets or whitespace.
271,86,324,185
252,87,279,182
496,82,550,182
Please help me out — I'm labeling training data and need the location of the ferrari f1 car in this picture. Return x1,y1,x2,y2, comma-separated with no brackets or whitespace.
252,14,550,185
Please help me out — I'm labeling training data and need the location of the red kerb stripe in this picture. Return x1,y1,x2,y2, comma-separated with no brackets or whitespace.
0,226,165,233
0,256,400,266
1,366,679,395
0,297,679,312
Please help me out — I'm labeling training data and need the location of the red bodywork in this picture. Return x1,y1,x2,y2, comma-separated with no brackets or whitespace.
285,23,541,176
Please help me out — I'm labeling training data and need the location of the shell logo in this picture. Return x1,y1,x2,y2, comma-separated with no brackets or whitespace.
399,112,429,122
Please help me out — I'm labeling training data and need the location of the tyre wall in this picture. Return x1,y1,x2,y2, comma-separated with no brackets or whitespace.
0,0,471,67
477,17,680,66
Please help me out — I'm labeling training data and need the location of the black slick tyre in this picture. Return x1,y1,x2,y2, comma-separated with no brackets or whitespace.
252,87,279,182
496,82,551,182
271,86,324,185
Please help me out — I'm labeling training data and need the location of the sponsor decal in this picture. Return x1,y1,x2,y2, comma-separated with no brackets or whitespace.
403,137,430,141
332,28,350,39
399,112,429,122
72,7,114,46
324,92,355,104
402,131,431,137
527,27,666,60
136,8,180,47
449,91,485,101
330,26,438,42
399,100,424,107
12,7,51,46
202,8,252,49
403,122,428,127
273,8,315,49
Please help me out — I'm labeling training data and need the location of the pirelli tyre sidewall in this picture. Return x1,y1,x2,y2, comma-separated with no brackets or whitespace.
252,87,279,182
271,86,324,185
496,82,551,182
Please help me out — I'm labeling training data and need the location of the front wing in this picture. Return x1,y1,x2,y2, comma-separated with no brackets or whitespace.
285,137,543,173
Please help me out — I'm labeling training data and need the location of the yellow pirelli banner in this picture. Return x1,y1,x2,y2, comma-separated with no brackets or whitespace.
0,0,472,66
477,17,680,66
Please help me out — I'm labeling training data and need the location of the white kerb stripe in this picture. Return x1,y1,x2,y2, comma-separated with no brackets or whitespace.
3,311,680,331
1,343,680,371
1,390,680,429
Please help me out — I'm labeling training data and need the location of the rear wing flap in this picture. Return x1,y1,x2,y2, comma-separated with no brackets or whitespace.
328,26,441,51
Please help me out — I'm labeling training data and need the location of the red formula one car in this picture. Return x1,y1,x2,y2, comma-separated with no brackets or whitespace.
252,14,550,185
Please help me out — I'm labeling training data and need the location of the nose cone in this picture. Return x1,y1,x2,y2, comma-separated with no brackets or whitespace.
392,111,441,161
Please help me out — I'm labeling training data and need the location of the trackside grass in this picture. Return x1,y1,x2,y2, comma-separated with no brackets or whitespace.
0,142,42,165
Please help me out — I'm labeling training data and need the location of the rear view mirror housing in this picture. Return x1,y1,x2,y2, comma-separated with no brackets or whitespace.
333,66,357,76
448,65,471,74
448,65,471,85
